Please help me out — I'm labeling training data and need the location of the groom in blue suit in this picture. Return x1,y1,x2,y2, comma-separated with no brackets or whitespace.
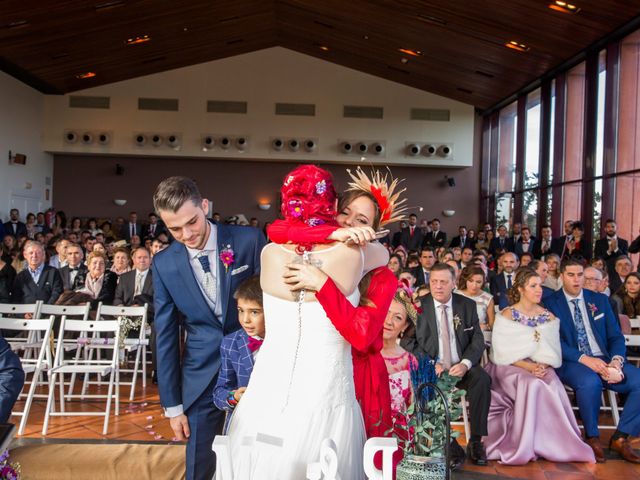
152,176,266,480
545,259,640,464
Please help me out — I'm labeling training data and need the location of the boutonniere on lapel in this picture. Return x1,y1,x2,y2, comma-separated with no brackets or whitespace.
588,303,599,318
219,245,235,273
453,314,462,330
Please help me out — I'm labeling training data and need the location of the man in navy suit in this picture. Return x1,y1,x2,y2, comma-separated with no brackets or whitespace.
0,336,24,422
489,252,519,310
489,225,514,257
545,259,640,464
152,177,265,480
514,226,537,258
3,209,27,239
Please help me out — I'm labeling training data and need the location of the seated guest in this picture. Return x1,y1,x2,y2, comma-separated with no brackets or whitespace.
406,254,420,269
143,213,166,239
150,238,169,257
460,246,474,270
87,218,102,237
545,259,640,463
387,253,403,278
594,219,629,275
563,221,591,261
485,269,594,465
3,209,27,239
449,225,473,250
121,211,142,242
213,276,265,429
543,253,563,291
474,230,489,252
12,240,63,305
514,226,537,258
77,251,117,309
609,255,633,296
533,224,556,259
490,252,519,310
0,336,25,422
413,247,436,288
611,272,640,319
0,256,16,303
458,266,495,330
519,252,534,267
446,259,460,283
110,246,131,276
590,257,606,272
48,238,69,268
630,226,640,272
130,234,142,250
531,260,555,302
59,243,87,291
401,263,490,465
381,288,418,427
422,218,447,249
489,225,514,257
399,269,417,292
82,236,96,257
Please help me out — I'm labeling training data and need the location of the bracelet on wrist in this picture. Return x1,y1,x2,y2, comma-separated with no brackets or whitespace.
227,391,238,407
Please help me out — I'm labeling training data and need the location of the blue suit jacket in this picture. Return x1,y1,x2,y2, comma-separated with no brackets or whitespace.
152,221,265,412
212,329,255,412
489,272,510,310
0,336,25,423
544,288,626,363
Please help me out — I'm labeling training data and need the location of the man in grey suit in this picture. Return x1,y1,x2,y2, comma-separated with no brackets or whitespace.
401,262,490,466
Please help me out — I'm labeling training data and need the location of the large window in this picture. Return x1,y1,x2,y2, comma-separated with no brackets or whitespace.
524,89,541,232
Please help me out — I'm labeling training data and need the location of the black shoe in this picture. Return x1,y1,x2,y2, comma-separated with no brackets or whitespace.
152,371,158,385
466,440,488,466
449,439,466,470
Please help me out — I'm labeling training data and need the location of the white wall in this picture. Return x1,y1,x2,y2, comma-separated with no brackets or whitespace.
43,47,475,167
0,71,53,222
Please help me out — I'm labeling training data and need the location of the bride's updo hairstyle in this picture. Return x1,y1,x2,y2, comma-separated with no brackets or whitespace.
280,165,337,226
507,267,540,306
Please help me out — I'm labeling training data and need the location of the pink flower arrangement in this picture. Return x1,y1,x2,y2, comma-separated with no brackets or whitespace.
219,245,235,273
0,450,20,480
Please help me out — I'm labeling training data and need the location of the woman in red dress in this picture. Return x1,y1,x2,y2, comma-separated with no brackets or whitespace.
269,167,408,440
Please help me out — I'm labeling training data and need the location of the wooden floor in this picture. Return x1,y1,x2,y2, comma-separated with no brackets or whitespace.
11,375,640,479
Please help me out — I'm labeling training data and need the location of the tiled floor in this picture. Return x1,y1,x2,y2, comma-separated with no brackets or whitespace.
10,379,640,478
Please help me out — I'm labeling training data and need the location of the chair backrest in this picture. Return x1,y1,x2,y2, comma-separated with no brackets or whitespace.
0,315,54,366
619,314,632,335
54,317,120,367
630,317,640,330
96,304,147,319
0,302,40,316
39,303,90,320
624,334,640,347
62,319,120,334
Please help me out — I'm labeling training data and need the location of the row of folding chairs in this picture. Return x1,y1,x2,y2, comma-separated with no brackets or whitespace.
0,301,150,435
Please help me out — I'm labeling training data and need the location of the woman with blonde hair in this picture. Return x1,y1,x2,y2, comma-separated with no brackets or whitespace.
484,269,594,465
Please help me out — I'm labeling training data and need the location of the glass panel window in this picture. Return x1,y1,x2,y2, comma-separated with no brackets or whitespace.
498,102,518,193
563,62,586,222
525,88,541,189
496,193,514,231
549,80,556,185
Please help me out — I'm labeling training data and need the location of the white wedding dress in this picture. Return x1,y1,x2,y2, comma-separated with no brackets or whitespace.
225,242,386,480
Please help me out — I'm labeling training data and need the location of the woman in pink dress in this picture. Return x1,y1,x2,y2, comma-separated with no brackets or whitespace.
484,268,595,465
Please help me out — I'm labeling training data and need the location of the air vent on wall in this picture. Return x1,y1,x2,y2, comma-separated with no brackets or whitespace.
138,97,179,111
207,100,248,114
69,95,110,109
343,106,384,119
410,108,450,122
275,103,316,116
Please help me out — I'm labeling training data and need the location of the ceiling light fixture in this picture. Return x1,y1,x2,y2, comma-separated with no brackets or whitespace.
125,35,151,45
319,45,330,52
549,1,581,14
398,48,423,57
76,72,97,79
6,20,29,29
505,40,530,52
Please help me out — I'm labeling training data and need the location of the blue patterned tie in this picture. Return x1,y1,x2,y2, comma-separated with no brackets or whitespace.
196,252,217,305
570,299,593,356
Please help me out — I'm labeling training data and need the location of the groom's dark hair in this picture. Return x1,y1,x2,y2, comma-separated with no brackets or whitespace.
153,176,203,213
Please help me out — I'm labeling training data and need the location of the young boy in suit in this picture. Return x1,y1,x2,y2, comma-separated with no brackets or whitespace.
213,276,265,418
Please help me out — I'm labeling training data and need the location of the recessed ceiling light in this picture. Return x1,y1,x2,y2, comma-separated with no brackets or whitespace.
401,57,409,64
398,48,423,57
549,1,581,14
125,35,151,46
363,35,369,40
76,72,97,79
505,40,530,52
319,45,330,52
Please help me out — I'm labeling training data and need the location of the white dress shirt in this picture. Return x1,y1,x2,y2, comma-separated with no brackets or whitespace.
165,224,222,419
563,289,603,357
433,296,473,370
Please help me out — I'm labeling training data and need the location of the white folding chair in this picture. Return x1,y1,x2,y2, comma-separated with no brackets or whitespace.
565,385,620,430
0,303,42,355
451,394,471,441
42,317,120,436
625,333,640,366
630,318,640,330
2,315,54,435
92,304,149,401
39,303,91,396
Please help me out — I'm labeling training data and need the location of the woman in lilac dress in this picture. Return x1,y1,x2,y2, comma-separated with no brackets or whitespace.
485,268,595,465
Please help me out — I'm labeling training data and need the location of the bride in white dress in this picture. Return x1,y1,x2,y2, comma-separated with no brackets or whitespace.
224,166,388,480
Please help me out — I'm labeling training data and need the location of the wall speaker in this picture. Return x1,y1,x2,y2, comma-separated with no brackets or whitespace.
81,132,93,144
406,144,421,156
64,131,78,144
304,139,316,152
98,133,110,145
422,144,436,156
220,137,231,149
371,143,384,155
203,136,215,149
289,139,300,151
356,142,368,154
341,142,353,154
272,138,284,151
236,137,248,150
167,134,180,148
134,134,146,146
438,145,452,157
151,134,163,147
